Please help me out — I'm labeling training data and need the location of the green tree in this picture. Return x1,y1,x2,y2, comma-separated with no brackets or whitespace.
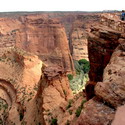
67,74,73,81
78,59,90,73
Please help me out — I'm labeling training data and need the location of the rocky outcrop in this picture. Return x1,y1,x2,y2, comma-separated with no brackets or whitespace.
0,15,75,74
88,13,124,82
100,13,125,32
0,47,43,124
72,13,125,125
86,13,125,100
72,97,115,125
112,104,125,125
73,37,125,125
0,47,73,125
69,14,100,61
41,65,73,125
95,42,125,108
88,25,121,82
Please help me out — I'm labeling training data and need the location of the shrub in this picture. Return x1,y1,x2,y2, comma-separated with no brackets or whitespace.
81,100,87,107
68,110,73,115
68,59,89,94
75,106,82,117
67,74,73,81
78,59,89,65
75,100,86,117
63,89,67,95
51,118,57,125
66,100,72,110
78,59,90,73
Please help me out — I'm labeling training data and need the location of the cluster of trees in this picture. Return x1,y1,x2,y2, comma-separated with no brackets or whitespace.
76,59,90,74
67,59,90,94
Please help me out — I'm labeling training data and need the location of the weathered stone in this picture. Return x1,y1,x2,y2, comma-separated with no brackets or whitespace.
95,44,125,108
72,97,115,125
0,47,43,124
112,104,125,125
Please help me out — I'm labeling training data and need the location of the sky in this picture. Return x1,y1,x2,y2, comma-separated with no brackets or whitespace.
0,0,124,12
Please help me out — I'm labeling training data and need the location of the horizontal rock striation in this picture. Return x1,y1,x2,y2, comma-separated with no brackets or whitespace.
0,15,75,74
69,14,100,61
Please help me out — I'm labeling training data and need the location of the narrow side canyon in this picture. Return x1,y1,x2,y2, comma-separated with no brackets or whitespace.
0,11,125,125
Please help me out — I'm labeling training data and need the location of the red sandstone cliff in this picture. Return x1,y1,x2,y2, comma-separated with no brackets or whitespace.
69,14,100,61
0,47,43,124
72,14,125,125
0,15,75,74
0,47,73,125
1,12,125,125
0,14,75,124
87,13,125,84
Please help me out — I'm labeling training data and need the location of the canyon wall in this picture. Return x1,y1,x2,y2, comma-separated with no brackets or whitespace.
0,47,73,125
0,15,75,74
0,12,125,125
0,12,103,62
0,47,43,124
88,13,125,83
0,14,75,124
69,14,100,61
72,14,125,125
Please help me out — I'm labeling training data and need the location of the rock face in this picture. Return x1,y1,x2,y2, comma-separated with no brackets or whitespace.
73,14,125,125
88,25,121,82
0,15,75,74
41,65,73,125
69,14,100,61
0,18,21,48
0,13,76,125
100,13,125,32
0,47,73,125
88,13,125,83
0,47,43,124
112,104,125,125
85,13,125,101
95,43,125,108
73,38,125,125
72,97,115,125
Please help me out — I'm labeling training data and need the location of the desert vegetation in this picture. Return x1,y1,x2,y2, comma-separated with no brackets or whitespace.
67,59,90,94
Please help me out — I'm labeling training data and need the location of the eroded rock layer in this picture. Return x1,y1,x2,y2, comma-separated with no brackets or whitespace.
69,14,100,61
73,37,125,125
0,47,43,124
73,14,125,125
1,12,125,125
0,47,73,125
0,15,75,74
88,13,125,82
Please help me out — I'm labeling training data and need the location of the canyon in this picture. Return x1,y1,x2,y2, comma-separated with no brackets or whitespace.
0,11,125,125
